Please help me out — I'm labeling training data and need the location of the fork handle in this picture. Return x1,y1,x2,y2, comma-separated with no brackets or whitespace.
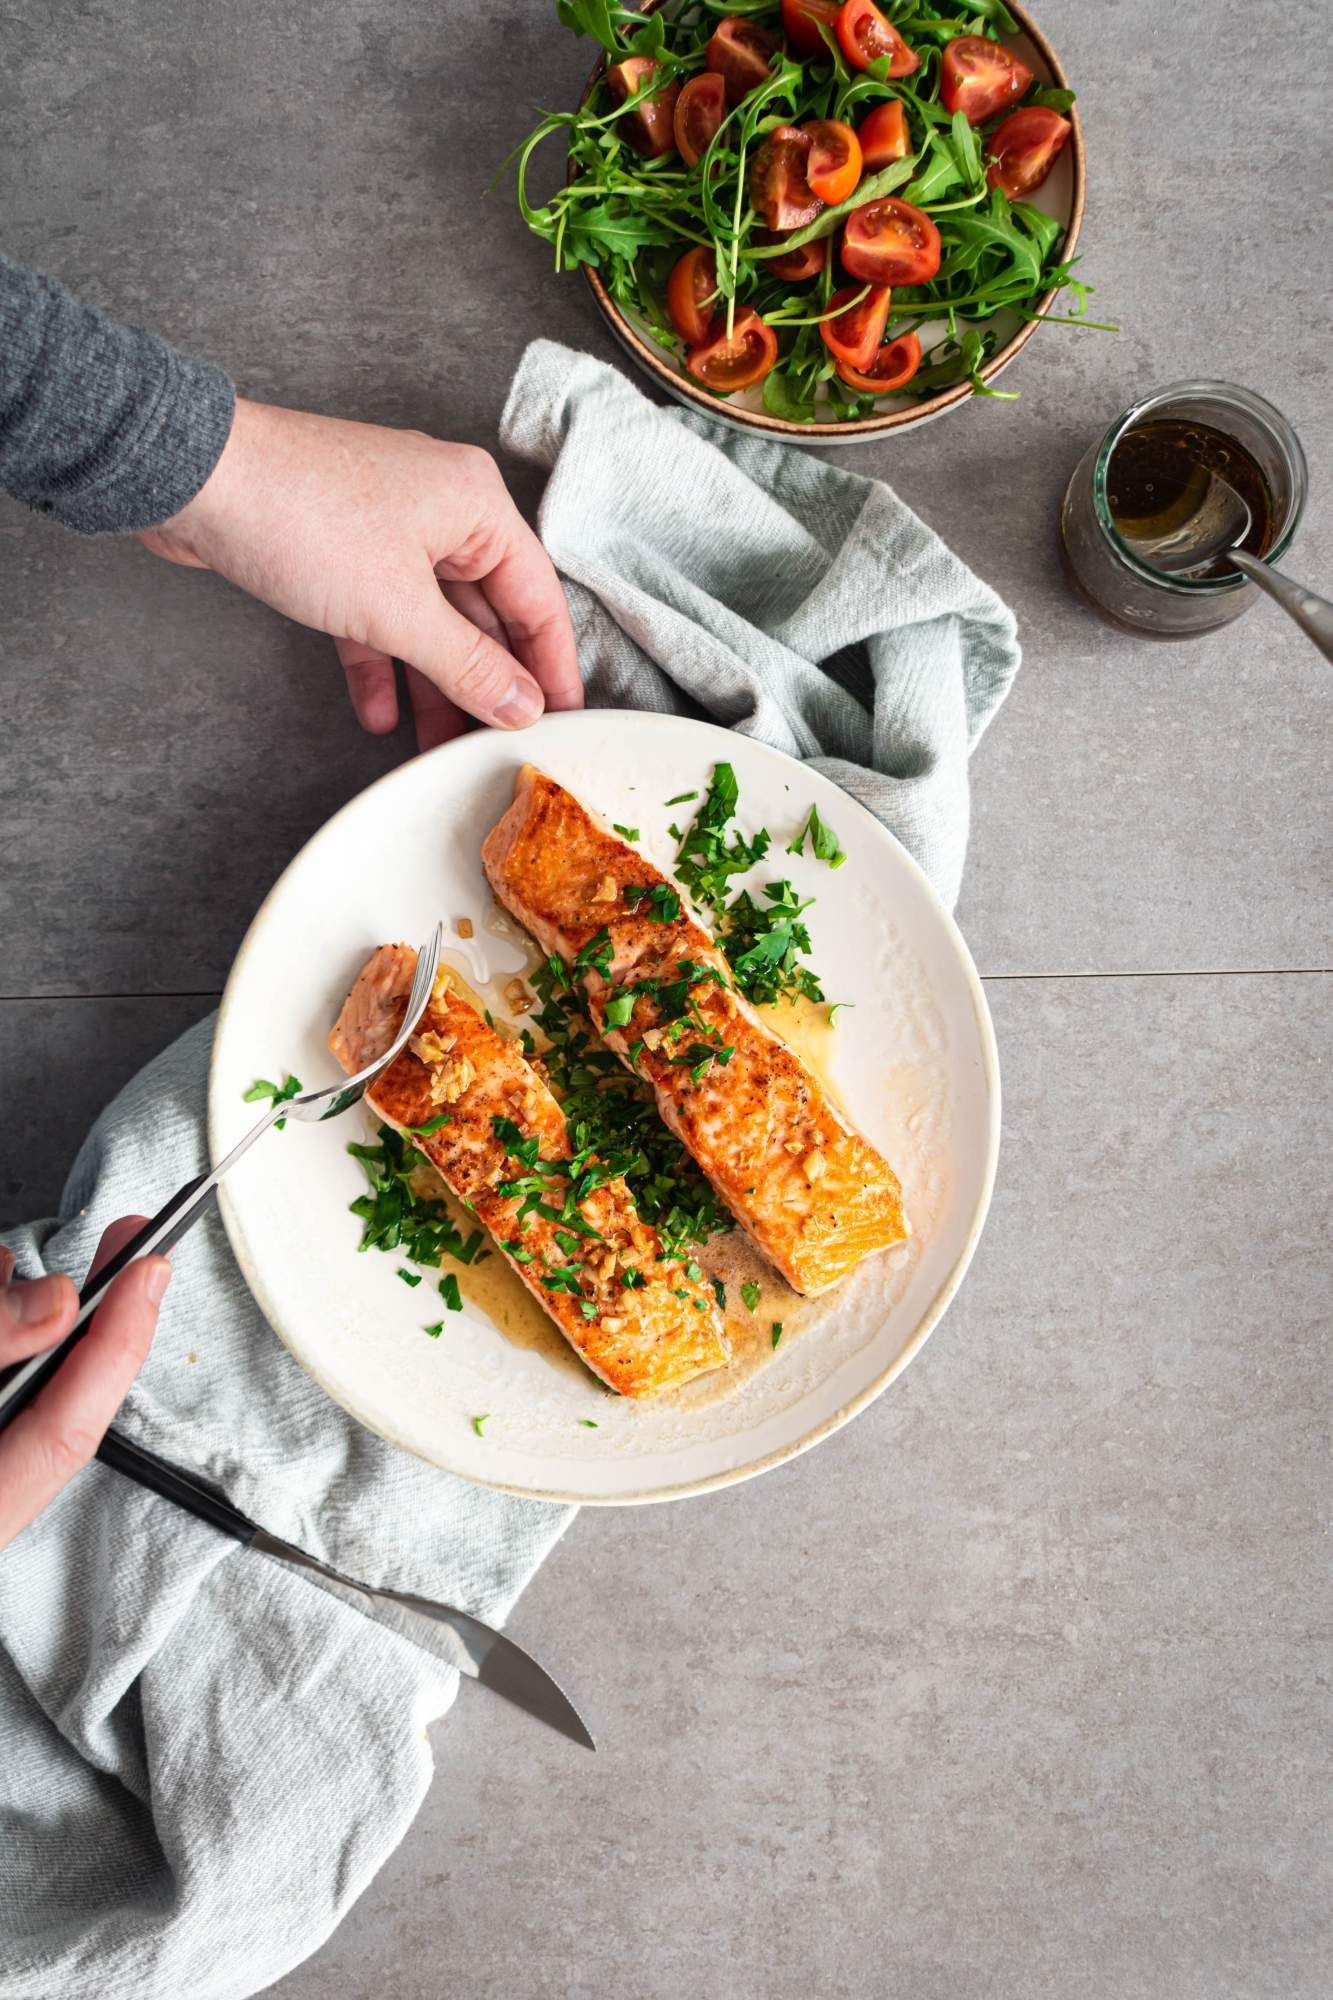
0,1173,216,1434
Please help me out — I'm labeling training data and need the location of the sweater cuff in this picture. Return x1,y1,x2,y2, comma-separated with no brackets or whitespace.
0,256,237,535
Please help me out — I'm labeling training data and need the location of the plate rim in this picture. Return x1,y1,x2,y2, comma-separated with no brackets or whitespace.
209,712,1001,1506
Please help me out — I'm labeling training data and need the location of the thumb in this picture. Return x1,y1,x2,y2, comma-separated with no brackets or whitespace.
384,574,545,731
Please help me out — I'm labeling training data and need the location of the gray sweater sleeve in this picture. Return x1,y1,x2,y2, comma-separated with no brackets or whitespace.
0,253,236,535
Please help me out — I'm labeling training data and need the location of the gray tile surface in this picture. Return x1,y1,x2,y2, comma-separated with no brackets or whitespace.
0,995,215,1225
1,0,1330,1995
270,971,1329,2000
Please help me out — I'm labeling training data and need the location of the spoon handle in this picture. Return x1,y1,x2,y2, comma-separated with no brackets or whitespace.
1229,550,1333,664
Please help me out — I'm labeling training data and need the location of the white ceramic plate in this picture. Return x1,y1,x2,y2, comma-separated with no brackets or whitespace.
209,712,999,1504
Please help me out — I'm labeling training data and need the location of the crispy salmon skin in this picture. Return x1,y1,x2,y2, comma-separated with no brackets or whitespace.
330,945,728,1397
482,767,908,1298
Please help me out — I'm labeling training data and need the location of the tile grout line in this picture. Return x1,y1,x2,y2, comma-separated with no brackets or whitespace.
0,967,1330,1003
979,966,1331,983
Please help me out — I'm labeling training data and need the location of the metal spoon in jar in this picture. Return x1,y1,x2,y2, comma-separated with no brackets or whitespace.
1117,461,1333,662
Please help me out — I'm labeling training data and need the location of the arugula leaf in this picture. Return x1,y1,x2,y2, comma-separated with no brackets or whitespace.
1028,84,1076,112
762,366,818,424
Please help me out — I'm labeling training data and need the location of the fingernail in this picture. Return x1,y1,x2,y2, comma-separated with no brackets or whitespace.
5,1274,69,1328
492,677,544,729
143,1259,173,1307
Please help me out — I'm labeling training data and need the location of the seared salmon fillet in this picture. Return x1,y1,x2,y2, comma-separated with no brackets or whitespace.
482,767,909,1297
329,945,728,1397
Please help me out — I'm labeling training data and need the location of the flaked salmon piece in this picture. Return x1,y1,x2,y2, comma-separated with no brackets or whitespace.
482,767,909,1297
330,945,729,1398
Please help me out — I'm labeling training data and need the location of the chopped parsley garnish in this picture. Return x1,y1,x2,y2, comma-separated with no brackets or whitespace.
502,1238,534,1264
787,804,847,870
603,990,635,1029
712,1276,726,1311
471,1414,489,1436
578,1300,600,1321
771,1322,784,1348
408,1112,453,1135
526,954,731,1258
397,1268,422,1288
673,763,769,917
573,926,614,977
612,823,639,841
492,1115,541,1169
347,1125,486,1268
624,881,682,924
424,1320,444,1338
664,790,698,806
440,1273,463,1311
827,1002,854,1024
243,1073,302,1130
671,766,825,1007
580,1418,599,1428
723,882,824,1007
542,1265,587,1296
621,1266,646,1288
741,1281,761,1313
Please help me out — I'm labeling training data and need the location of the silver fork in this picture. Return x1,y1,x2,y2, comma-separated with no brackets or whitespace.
0,919,598,1748
0,923,443,1432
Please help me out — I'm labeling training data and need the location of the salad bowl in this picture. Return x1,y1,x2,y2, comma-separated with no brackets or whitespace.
565,0,1086,444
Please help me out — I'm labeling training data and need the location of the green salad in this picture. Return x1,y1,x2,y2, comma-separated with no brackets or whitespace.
506,0,1101,421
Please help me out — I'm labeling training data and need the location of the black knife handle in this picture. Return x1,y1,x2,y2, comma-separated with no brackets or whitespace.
0,1173,214,1434
95,1428,258,1544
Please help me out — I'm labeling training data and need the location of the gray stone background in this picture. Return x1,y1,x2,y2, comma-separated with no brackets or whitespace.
1,2,1329,1995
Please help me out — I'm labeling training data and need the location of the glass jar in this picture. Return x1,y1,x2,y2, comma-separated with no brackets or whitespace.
1059,381,1308,638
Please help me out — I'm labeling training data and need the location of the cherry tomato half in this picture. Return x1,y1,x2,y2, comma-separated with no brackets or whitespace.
835,0,919,78
818,284,892,370
834,330,923,394
804,119,862,206
686,308,779,392
707,17,780,106
985,105,1071,198
666,247,718,345
674,71,728,168
607,56,679,158
939,36,1032,125
763,232,827,281
781,0,840,58
841,195,941,284
857,99,908,170
751,125,823,232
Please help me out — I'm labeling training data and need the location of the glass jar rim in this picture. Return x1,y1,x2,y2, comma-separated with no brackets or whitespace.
1092,379,1308,594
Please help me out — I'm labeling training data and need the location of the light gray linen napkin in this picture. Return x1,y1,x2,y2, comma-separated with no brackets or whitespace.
1,342,1018,2000
0,1020,575,2000
501,338,1020,910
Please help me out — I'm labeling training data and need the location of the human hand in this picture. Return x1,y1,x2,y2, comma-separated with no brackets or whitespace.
0,1222,171,1552
137,398,582,750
